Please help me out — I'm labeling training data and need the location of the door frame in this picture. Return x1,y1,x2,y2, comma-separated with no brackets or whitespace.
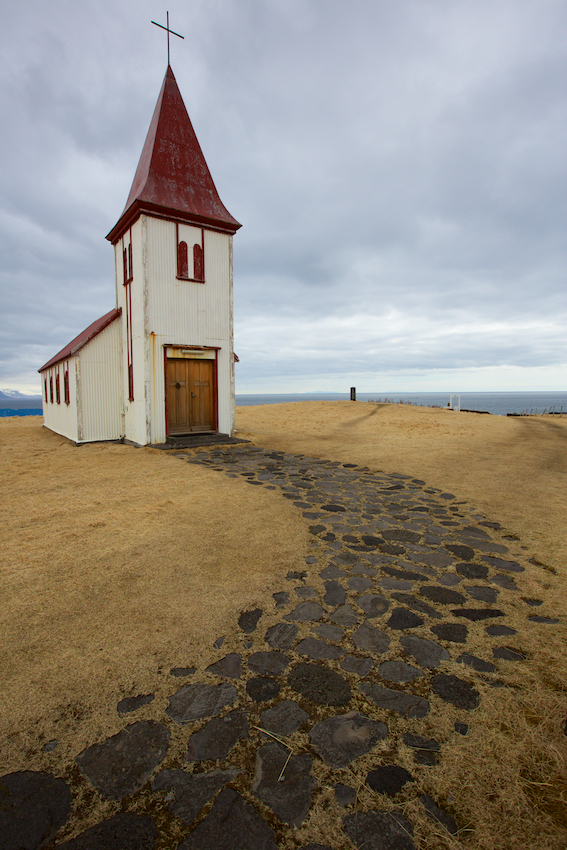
164,344,219,435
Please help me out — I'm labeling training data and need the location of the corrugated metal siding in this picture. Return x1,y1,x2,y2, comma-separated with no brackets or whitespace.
80,318,123,442
41,359,79,442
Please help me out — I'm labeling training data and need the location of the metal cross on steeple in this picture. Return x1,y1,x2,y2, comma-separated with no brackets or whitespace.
151,11,184,66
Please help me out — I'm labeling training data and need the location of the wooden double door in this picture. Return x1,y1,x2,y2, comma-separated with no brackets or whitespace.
167,358,215,434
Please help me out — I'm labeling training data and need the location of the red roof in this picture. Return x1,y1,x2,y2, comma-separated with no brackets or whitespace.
106,66,241,243
38,308,121,372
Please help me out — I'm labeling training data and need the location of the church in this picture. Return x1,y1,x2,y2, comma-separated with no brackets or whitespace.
39,65,241,446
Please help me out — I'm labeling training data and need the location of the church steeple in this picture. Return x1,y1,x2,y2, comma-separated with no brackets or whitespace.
106,66,240,243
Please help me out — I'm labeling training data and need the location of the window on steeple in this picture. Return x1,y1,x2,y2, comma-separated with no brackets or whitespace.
177,224,205,283
177,241,189,279
193,243,204,281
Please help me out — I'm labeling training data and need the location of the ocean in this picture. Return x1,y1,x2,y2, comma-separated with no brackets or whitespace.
235,391,567,416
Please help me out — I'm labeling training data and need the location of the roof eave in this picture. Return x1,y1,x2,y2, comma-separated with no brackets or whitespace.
38,308,122,373
106,199,242,245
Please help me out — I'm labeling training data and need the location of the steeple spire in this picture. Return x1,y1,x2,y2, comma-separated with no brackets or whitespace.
107,66,240,243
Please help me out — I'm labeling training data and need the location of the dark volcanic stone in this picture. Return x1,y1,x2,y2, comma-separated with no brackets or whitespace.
454,722,469,735
335,783,357,806
57,813,157,849
378,661,423,682
185,710,248,761
352,622,391,655
288,662,352,706
451,608,505,621
357,594,390,618
295,586,318,598
456,653,497,673
482,557,524,573
296,636,343,660
486,624,517,636
382,529,421,544
383,565,432,581
167,683,238,723
213,636,225,649
379,577,413,591
390,593,442,620
491,574,518,590
171,667,196,677
419,585,466,605
248,651,290,676
264,622,298,649
117,693,155,714
493,647,527,661
420,794,458,834
0,771,72,850
329,604,360,626
341,655,374,677
313,623,344,642
445,544,475,560
366,765,414,796
324,580,346,606
387,608,424,630
343,810,416,850
527,615,560,624
438,572,463,586
273,591,290,608
287,570,307,581
408,550,454,568
349,575,374,591
153,769,238,826
400,635,449,668
362,534,383,546
284,601,325,622
403,734,440,766
75,721,170,800
310,711,388,768
360,683,430,718
246,677,280,702
238,608,263,633
430,623,469,643
260,700,309,736
466,586,499,603
456,562,489,579
178,788,277,850
322,503,346,512
253,742,316,827
206,653,242,679
321,565,347,579
431,674,480,710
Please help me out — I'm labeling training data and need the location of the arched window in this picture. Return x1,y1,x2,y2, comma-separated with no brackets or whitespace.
44,377,48,403
193,243,204,281
55,372,61,404
177,240,189,279
64,367,70,405
49,375,54,404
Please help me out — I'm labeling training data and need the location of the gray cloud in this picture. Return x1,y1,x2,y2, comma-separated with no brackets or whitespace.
1,0,565,393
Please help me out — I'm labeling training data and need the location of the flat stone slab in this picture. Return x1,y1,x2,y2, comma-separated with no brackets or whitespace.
246,677,280,702
167,683,238,723
341,655,374,677
378,661,424,682
431,673,481,709
248,651,290,676
493,646,527,661
527,615,560,624
284,602,325,622
264,622,298,649
451,608,505,621
466,586,499,603
335,783,357,806
324,580,346,606
357,593,390,618
206,653,243,679
403,734,440,766
386,608,424,630
253,742,316,827
352,622,390,655
457,563,489,579
57,813,157,849
313,623,344,642
366,764,414,796
457,653,497,673
482,557,524,573
343,810,416,850
309,711,388,768
486,624,517,636
430,623,468,643
348,576,374,591
179,788,278,850
390,592,442,619
329,604,360,626
288,662,352,706
185,710,248,761
260,700,309,736
379,577,413,591
400,635,449,669
75,721,170,800
421,794,458,834
239,608,263,633
0,771,72,850
360,683,429,718
419,585,466,605
117,693,155,714
153,768,239,825
296,636,343,660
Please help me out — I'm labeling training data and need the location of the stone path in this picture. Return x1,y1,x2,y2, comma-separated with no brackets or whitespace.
1,447,561,850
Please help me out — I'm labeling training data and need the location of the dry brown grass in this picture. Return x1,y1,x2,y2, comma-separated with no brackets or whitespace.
1,406,567,848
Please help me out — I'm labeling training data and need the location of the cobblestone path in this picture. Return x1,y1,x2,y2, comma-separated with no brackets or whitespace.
1,446,560,850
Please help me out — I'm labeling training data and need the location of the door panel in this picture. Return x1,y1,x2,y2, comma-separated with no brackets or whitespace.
167,358,215,434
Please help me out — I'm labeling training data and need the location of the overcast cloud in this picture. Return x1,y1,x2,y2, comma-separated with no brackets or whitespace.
1,0,565,394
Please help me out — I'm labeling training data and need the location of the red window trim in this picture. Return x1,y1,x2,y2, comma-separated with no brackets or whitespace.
44,377,48,403
64,365,70,405
176,223,205,283
55,371,61,404
122,230,133,285
49,375,54,404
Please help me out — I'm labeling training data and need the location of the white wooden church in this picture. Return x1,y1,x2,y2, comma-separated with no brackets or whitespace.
39,65,241,446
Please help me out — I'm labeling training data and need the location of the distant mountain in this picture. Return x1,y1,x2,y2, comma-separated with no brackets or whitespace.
0,389,42,399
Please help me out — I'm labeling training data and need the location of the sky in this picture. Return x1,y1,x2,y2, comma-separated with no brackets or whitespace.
1,0,565,395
